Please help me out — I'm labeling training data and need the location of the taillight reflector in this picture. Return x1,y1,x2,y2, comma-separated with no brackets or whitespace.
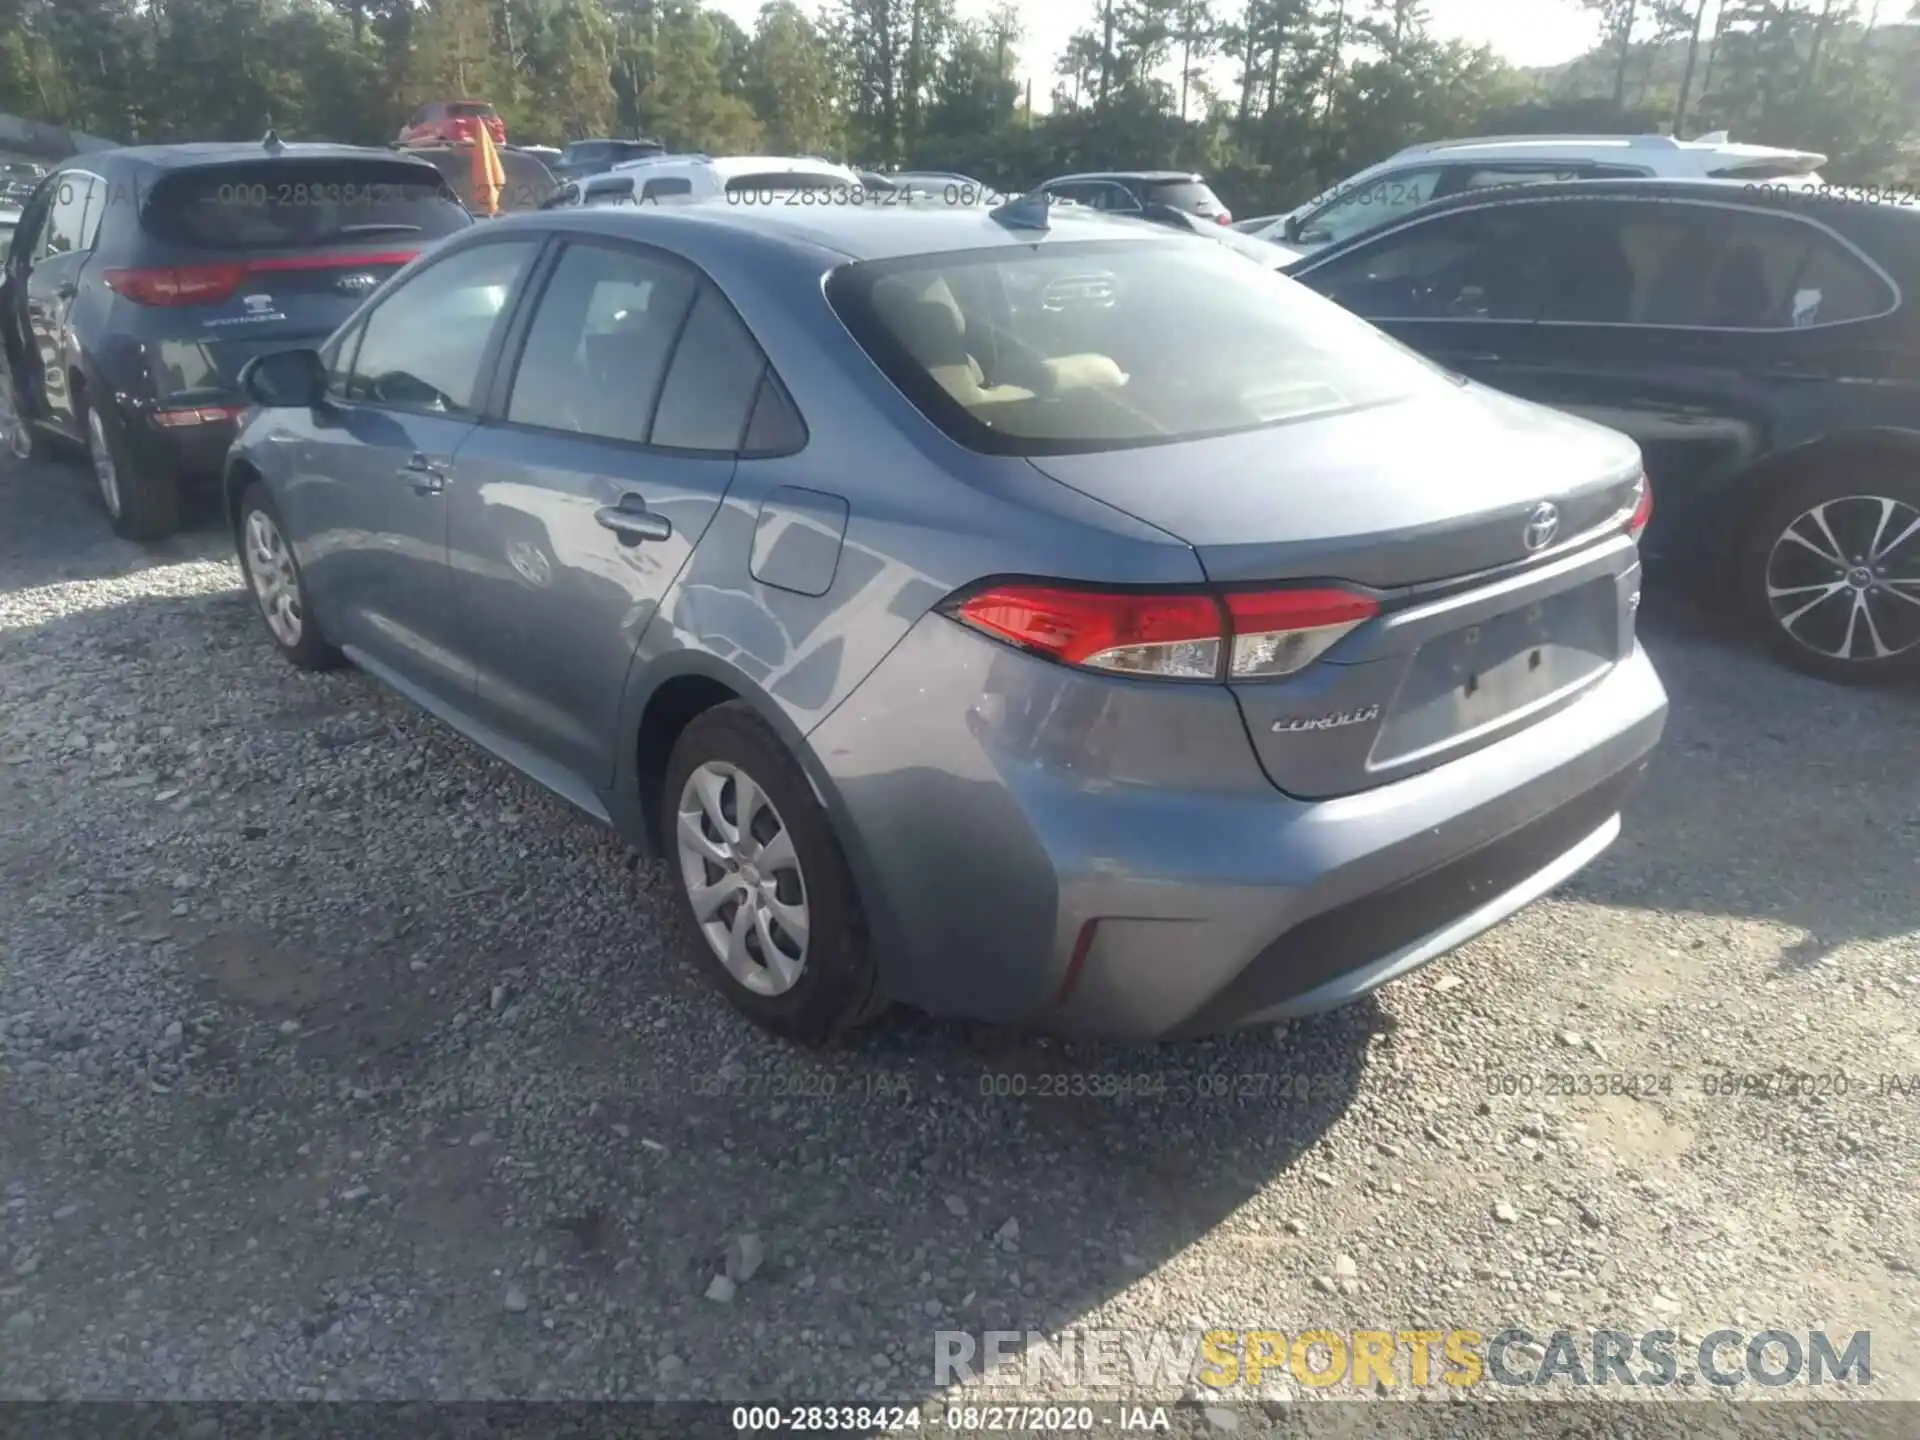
949,583,1377,681
103,251,417,307
1628,474,1653,538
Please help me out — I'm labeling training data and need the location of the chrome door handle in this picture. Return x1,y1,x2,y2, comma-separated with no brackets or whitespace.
596,502,672,545
399,453,447,495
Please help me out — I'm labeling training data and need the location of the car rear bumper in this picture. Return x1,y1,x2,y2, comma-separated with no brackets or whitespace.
807,615,1667,1041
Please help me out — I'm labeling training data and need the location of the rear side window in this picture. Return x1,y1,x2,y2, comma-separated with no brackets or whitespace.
506,242,698,443
36,173,97,258
1147,180,1223,211
142,160,469,250
830,238,1441,455
1533,200,1893,328
650,291,767,451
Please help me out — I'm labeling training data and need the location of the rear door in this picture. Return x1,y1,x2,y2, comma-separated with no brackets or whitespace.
448,237,761,784
123,156,471,416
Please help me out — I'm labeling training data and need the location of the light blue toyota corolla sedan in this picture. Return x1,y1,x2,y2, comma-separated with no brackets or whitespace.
223,196,1667,1044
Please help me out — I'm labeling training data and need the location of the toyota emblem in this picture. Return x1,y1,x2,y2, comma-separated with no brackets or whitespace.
336,272,378,295
1522,501,1560,553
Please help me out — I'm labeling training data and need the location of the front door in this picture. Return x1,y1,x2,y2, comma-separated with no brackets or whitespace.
448,238,763,785
286,236,544,703
22,171,102,438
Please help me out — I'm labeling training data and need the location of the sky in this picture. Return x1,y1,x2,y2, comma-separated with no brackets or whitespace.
707,0,1610,104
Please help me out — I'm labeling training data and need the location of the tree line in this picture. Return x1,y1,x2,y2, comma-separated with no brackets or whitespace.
1,0,1915,215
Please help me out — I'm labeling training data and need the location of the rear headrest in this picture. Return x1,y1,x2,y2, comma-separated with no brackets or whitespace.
890,298,970,370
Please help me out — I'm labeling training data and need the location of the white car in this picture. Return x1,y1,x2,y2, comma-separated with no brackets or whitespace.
604,152,864,204
1249,132,1827,256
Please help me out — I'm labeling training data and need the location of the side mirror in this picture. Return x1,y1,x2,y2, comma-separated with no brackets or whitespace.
238,348,327,409
1283,215,1302,243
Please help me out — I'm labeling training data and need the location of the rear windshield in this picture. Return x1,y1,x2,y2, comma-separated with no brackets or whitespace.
448,103,496,118
725,172,849,195
828,238,1436,455
143,160,470,249
1148,179,1224,211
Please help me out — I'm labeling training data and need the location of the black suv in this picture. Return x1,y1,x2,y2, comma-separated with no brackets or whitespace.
1035,170,1233,226
1290,177,1920,684
550,138,665,185
0,138,471,539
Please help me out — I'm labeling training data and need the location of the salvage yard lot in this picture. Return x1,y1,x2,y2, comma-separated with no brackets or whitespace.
1,453,1916,1405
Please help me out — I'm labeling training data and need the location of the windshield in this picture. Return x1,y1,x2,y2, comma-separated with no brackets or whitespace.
828,238,1436,455
143,160,471,249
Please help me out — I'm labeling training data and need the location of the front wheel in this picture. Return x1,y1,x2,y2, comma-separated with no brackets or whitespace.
237,482,343,671
661,702,884,1043
1742,464,1920,684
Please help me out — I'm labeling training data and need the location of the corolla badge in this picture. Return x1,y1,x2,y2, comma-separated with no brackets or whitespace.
1523,501,1561,553
1271,704,1381,734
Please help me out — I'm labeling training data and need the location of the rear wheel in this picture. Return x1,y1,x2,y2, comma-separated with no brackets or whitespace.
662,702,884,1043
1742,462,1920,684
84,397,179,542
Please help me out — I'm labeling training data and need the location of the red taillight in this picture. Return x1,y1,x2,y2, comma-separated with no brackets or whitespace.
949,583,1377,681
152,404,247,428
1216,212,1232,225
104,251,416,307
1628,474,1653,538
104,263,247,307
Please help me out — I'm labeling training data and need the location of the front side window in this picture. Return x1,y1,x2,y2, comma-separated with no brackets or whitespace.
37,174,95,260
505,241,697,443
829,238,1442,455
344,239,537,413
1301,205,1556,322
1298,166,1447,246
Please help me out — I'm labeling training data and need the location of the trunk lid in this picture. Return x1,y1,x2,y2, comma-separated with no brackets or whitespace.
1027,384,1646,799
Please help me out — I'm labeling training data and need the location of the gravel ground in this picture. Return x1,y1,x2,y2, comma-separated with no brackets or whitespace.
1,452,1916,1421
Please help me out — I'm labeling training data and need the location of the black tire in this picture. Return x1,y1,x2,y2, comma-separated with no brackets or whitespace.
660,702,884,1043
82,394,180,542
235,481,344,671
1740,459,1920,684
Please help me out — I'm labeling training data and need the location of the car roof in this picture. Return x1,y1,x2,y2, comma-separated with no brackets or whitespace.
478,196,1192,265
1302,175,1920,251
1388,132,1826,164
77,141,445,175
1048,170,1204,184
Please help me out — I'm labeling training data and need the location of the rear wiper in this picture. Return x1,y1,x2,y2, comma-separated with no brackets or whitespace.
333,223,424,237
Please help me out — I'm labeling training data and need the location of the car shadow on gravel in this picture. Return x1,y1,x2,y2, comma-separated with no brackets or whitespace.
1572,568,1920,974
0,455,232,591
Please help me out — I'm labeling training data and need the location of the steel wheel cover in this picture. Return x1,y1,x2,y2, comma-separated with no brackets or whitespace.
243,509,304,648
676,759,810,996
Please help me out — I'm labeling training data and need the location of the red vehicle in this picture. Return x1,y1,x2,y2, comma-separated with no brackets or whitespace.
397,101,506,149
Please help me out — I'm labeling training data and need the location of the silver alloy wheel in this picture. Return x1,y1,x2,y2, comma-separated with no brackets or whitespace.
1765,494,1920,663
0,362,30,460
243,509,305,648
86,407,121,517
675,759,810,996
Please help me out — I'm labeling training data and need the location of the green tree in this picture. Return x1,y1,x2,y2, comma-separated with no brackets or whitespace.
746,0,842,155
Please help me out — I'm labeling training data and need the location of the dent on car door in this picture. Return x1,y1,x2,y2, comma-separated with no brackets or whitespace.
292,237,543,700
1294,203,1554,387
448,239,757,787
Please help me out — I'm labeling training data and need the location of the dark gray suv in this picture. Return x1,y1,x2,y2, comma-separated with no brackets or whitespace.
0,138,471,539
